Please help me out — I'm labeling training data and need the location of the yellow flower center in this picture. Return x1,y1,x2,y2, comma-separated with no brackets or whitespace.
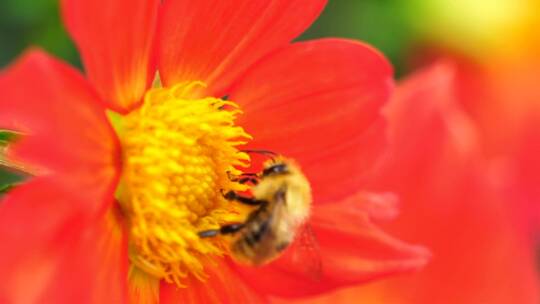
114,82,252,286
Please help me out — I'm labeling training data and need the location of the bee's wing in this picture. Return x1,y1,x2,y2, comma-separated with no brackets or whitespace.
278,223,323,281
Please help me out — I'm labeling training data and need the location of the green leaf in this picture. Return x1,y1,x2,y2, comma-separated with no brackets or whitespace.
0,168,26,198
0,130,20,145
0,183,16,195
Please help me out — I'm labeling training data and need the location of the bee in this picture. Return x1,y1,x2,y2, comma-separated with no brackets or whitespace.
199,152,315,267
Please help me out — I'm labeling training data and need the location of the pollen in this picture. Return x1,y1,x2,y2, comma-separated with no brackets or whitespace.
116,82,252,286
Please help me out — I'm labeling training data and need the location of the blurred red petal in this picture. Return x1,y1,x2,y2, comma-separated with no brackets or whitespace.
230,192,429,298
451,58,540,236
157,0,327,96
62,0,159,112
0,178,128,304
384,62,480,171
160,261,265,304
509,116,540,233
324,63,540,304
318,178,540,304
230,39,393,203
0,50,120,216
453,58,540,157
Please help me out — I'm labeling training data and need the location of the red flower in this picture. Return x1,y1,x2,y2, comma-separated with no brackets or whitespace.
0,0,429,303
292,63,540,304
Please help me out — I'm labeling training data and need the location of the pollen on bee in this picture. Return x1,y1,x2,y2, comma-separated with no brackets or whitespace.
113,81,253,286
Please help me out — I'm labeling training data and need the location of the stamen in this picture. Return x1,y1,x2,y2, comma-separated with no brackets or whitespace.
115,82,252,286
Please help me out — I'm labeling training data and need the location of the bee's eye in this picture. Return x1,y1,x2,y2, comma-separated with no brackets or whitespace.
263,163,288,176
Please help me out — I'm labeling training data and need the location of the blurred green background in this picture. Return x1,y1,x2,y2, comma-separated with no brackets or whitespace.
0,0,415,72
0,0,80,68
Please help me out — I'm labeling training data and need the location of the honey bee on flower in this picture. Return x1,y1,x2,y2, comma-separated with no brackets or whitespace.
199,153,319,271
0,0,429,303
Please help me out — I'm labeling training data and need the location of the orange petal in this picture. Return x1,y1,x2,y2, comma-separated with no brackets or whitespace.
0,49,120,215
229,192,430,298
62,0,159,112
230,39,393,203
157,0,327,96
160,260,265,304
0,178,129,304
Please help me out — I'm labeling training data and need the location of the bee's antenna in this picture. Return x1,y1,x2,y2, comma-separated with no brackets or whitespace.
240,149,278,157
240,149,278,162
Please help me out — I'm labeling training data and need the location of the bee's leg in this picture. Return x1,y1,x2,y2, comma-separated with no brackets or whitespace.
237,177,259,185
223,190,265,205
239,173,259,177
227,172,259,185
198,229,219,238
220,223,245,234
198,223,245,238
226,171,238,181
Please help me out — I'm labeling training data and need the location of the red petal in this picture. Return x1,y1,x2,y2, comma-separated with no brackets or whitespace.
45,208,129,304
230,39,393,203
0,50,120,215
451,58,540,236
510,117,540,233
160,260,265,304
0,178,129,304
128,266,160,304
327,63,540,304
230,192,430,298
384,62,480,169
62,0,159,112
157,0,327,96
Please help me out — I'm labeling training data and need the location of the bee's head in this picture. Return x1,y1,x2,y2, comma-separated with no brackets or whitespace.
262,162,289,177
261,157,299,177
240,150,300,177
